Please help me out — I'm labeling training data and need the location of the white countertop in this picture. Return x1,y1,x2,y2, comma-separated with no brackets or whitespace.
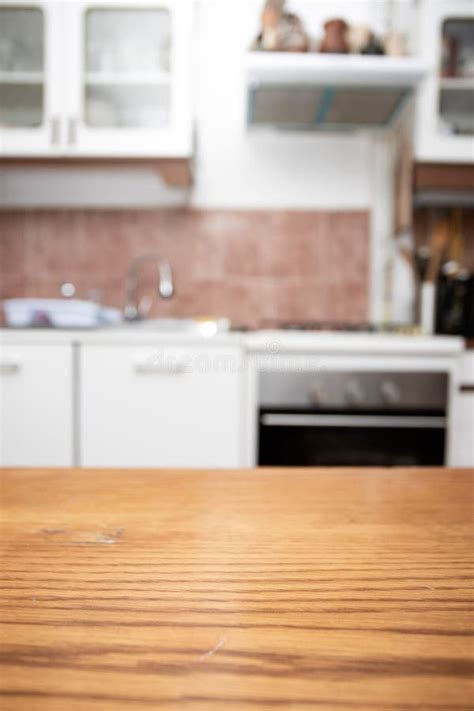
0,327,243,347
0,327,465,356
244,330,465,357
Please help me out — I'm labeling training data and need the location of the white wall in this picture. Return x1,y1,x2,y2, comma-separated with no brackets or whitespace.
1,0,417,210
193,1,371,209
192,0,415,210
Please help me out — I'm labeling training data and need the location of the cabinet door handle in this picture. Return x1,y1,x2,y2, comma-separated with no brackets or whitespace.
460,384,474,393
67,118,77,146
0,363,21,375
134,363,186,375
50,116,61,145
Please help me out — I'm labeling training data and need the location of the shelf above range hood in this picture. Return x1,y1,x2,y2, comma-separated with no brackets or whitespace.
246,53,428,132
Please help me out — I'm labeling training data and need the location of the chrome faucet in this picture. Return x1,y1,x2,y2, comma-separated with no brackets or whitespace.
124,254,174,321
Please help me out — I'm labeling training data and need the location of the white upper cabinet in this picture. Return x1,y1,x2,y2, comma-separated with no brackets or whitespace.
65,0,193,157
416,0,474,163
0,0,193,157
0,1,63,155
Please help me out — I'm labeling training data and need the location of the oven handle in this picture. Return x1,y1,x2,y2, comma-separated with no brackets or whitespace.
260,413,446,429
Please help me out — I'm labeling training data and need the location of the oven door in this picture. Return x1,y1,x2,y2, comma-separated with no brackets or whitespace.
258,409,447,466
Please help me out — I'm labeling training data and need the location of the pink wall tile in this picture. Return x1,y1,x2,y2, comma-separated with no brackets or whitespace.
0,209,370,327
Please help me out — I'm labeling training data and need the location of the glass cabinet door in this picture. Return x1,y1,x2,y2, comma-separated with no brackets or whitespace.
69,1,193,156
84,7,172,130
438,17,474,137
416,0,474,163
0,6,45,129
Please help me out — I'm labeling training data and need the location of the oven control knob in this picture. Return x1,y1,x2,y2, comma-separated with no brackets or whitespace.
380,380,401,405
344,379,366,405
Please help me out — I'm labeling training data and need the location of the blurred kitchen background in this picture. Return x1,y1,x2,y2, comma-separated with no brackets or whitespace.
0,0,473,470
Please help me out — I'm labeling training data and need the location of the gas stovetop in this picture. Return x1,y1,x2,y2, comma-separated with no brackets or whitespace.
257,321,423,335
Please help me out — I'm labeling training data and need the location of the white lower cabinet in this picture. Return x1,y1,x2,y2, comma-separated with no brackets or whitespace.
1,337,469,469
80,345,243,468
0,344,73,466
451,353,474,467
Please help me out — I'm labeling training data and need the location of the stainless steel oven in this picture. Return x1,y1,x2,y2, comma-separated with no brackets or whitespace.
258,371,448,466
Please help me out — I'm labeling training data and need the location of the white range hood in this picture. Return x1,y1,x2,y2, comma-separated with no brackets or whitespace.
246,53,428,131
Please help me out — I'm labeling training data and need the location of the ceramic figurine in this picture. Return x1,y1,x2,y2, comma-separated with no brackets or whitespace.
319,18,349,54
252,0,309,52
384,32,407,56
347,25,372,54
361,33,385,55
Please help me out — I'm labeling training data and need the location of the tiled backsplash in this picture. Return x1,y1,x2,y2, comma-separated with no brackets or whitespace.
0,209,369,327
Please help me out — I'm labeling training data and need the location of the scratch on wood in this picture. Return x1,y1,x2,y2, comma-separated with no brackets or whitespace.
70,529,124,545
40,528,65,535
40,526,125,546
110,527,125,538
89,534,119,545
197,635,228,661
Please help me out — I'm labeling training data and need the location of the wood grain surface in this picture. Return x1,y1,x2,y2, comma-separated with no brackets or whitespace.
0,467,473,711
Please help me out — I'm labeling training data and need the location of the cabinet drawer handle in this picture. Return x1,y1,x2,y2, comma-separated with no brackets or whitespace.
0,363,20,375
50,116,61,145
68,117,77,146
134,363,185,375
460,384,474,393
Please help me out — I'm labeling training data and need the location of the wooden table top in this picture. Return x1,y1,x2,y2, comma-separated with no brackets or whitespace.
1,467,473,711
